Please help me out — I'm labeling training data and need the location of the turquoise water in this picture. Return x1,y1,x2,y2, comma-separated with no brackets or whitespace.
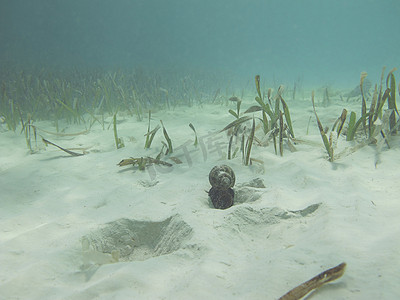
1,0,399,88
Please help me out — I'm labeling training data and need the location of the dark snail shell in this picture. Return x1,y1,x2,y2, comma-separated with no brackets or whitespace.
208,187,234,209
208,165,236,209
209,165,235,190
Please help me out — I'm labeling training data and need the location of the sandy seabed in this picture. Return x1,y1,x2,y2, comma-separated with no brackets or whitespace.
1,96,399,300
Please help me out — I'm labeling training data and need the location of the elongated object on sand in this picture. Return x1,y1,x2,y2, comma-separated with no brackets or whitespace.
42,137,84,156
279,262,346,300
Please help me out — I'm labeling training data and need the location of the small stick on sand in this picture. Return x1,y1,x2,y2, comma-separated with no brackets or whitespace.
42,137,85,156
279,262,346,300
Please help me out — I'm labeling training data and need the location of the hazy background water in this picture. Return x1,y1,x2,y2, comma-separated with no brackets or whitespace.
1,0,399,89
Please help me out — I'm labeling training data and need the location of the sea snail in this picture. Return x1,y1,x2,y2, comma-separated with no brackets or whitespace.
209,165,235,189
208,165,235,209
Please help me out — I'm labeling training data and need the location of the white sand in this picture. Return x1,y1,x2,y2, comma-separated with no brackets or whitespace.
1,96,399,299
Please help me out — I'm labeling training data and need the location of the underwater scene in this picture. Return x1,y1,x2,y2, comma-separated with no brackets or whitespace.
0,1,399,299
